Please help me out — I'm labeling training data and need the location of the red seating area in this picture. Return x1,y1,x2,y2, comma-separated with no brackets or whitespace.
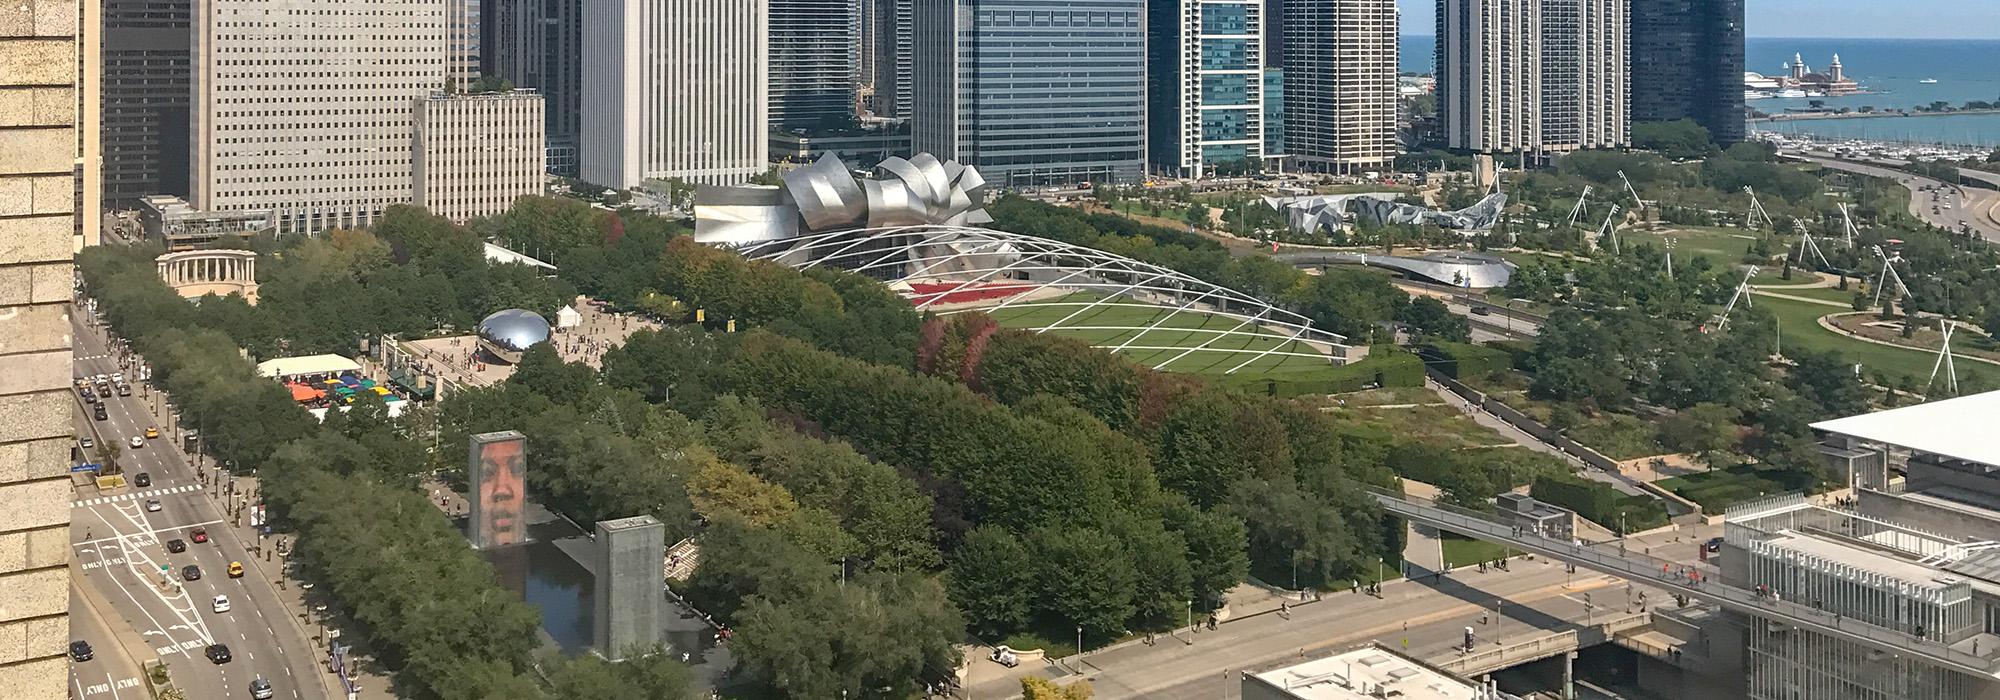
906,281,1039,306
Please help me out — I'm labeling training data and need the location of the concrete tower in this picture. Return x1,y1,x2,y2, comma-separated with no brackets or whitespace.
593,515,667,660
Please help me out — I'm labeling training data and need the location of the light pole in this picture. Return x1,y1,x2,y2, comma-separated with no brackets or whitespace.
1076,626,1083,669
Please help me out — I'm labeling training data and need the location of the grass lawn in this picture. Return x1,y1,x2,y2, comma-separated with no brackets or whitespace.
1441,533,1513,568
1326,403,1514,450
1622,227,1761,263
1657,463,1822,514
1757,295,2000,386
1330,386,1442,406
983,292,1342,378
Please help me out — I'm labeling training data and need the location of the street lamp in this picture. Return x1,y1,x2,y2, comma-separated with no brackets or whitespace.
1076,626,1084,667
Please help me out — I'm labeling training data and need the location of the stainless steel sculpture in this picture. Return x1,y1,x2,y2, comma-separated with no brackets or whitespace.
695,153,991,245
1268,192,1508,235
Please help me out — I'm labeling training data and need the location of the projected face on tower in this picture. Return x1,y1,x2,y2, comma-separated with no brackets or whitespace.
468,431,527,548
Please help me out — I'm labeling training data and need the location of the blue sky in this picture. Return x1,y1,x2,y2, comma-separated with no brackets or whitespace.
1397,0,2000,39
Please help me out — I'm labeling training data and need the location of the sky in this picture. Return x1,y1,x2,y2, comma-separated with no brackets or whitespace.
1396,0,2000,40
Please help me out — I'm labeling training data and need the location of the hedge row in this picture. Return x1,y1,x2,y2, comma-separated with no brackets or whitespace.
1419,341,1512,380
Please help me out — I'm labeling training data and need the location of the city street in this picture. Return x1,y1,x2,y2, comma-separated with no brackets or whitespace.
67,306,328,700
964,524,1719,700
1790,151,2000,242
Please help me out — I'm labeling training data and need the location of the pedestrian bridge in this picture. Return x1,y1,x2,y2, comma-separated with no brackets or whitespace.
1369,487,2000,679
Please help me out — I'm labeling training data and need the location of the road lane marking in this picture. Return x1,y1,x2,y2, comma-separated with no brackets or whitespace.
104,500,215,648
72,518,225,548
74,484,204,508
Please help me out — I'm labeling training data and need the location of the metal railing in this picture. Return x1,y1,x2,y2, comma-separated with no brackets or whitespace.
1367,487,2000,679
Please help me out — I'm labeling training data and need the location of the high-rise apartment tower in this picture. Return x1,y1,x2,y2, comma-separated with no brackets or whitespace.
1283,0,1397,172
1436,0,1628,155
1631,0,1745,144
100,0,192,205
1148,0,1267,178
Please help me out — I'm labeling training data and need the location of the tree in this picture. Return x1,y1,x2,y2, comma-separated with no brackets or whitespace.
1030,526,1138,643
1226,479,1376,591
1657,403,1742,462
1023,677,1095,700
1162,497,1248,609
688,459,799,527
1283,269,1408,343
947,527,1037,639
1631,119,1714,160
1398,297,1471,342
731,574,963,699
544,650,696,700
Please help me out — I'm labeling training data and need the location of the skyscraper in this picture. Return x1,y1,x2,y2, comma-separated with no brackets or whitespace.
1437,0,1628,155
769,0,857,131
1148,0,1267,178
580,0,768,188
913,0,1147,187
865,0,912,119
100,0,192,205
486,0,585,166
413,90,547,223
191,0,452,233
1282,0,1398,172
1631,0,1745,144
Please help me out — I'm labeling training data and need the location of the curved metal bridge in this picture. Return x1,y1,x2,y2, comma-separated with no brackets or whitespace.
1368,487,2000,679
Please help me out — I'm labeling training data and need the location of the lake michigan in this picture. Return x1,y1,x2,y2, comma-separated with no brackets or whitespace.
1399,36,2000,148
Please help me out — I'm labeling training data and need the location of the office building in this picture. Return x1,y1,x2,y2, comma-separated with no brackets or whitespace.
1282,0,1397,172
485,0,584,168
769,0,857,131
1148,0,1267,178
191,0,451,233
414,90,547,223
865,0,912,119
100,0,192,206
1242,643,1518,700
1263,69,1285,162
581,0,768,188
1631,0,1745,144
450,0,481,89
912,0,1147,187
1,0,78,695
138,194,273,250
1699,391,2000,700
1436,0,1629,155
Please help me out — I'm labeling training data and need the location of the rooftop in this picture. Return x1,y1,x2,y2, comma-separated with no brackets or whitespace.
1245,645,1513,700
1812,390,2000,469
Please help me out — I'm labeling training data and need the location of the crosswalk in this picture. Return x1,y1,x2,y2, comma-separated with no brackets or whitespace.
73,484,201,508
75,353,112,362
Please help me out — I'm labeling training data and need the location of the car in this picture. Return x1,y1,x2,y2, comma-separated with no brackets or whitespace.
165,538,186,553
128,435,144,449
134,472,151,487
227,561,244,578
93,404,107,421
1470,306,1492,316
1705,536,1725,553
182,565,202,581
117,384,131,396
145,426,159,439
990,646,1019,668
249,677,275,700
69,641,93,662
205,644,232,664
212,595,231,613
190,527,208,543
79,437,94,450
81,389,96,403
145,499,162,513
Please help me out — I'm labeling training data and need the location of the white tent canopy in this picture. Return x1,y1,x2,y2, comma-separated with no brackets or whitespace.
555,305,582,328
256,354,362,379
1812,390,2000,467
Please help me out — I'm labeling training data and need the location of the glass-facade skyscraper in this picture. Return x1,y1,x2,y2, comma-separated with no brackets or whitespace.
913,0,1147,186
1148,0,1267,178
770,0,859,132
1631,0,1746,144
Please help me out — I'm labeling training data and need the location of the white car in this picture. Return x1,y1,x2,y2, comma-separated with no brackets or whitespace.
212,595,230,614
144,499,162,513
128,436,144,449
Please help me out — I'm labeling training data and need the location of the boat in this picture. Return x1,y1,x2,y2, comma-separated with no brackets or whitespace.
1919,78,1939,84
